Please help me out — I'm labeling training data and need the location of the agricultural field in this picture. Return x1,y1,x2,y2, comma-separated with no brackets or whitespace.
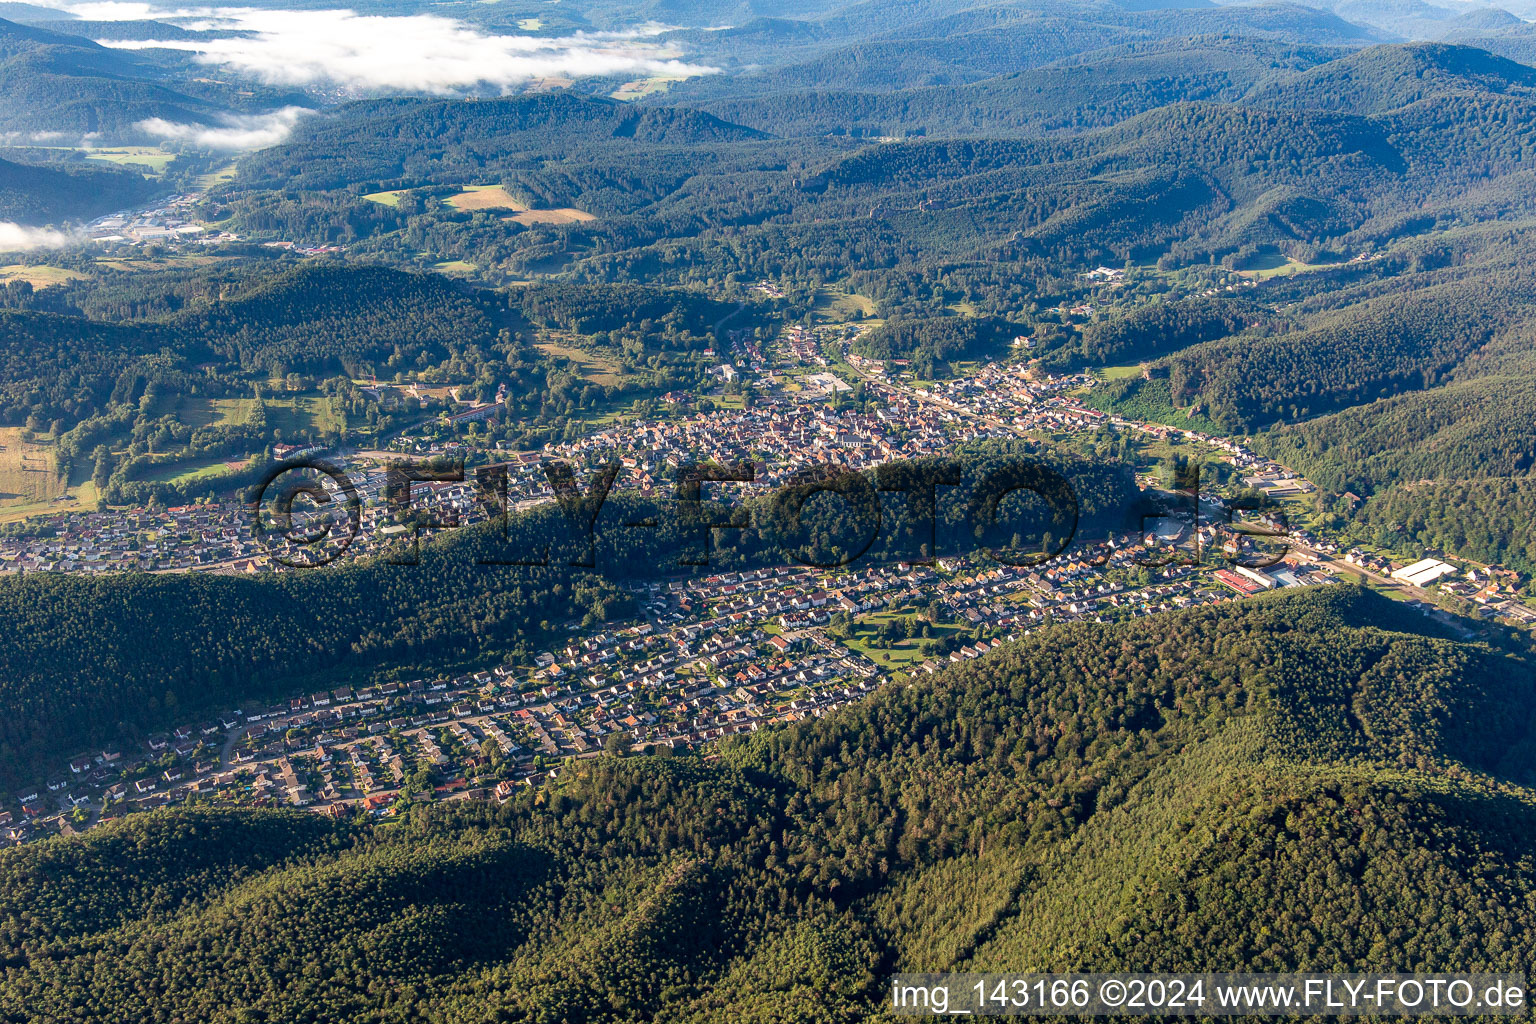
0,427,98,522
611,76,687,101
510,207,594,225
134,455,249,486
432,259,478,276
443,185,526,212
0,427,65,504
366,185,593,224
83,146,176,173
157,393,347,437
1232,251,1353,280
0,264,85,289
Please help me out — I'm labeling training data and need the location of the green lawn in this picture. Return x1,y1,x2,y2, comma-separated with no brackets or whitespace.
841,609,964,671
134,456,246,486
1099,364,1145,380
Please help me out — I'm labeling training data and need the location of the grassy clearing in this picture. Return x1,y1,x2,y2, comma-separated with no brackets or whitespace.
362,190,407,207
812,287,877,323
1233,252,1346,280
444,185,528,212
534,338,625,386
0,264,85,289
195,162,239,190
176,394,345,435
433,260,478,276
517,17,542,29
1098,363,1145,380
84,146,175,173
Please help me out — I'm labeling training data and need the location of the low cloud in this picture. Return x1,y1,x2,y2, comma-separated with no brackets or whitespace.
31,0,721,95
136,106,312,150
101,13,717,94
0,223,76,250
0,130,101,146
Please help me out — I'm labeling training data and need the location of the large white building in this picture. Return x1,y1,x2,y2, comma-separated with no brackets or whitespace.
1391,558,1457,587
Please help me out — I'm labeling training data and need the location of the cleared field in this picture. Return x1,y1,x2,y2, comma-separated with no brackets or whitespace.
176,394,345,435
433,260,478,276
611,76,685,101
0,428,67,506
444,185,527,212
510,207,594,225
812,287,877,322
1233,252,1348,280
367,184,590,223
534,339,624,385
517,17,542,29
135,456,249,486
0,264,84,289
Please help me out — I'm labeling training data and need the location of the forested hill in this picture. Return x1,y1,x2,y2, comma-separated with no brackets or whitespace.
1243,41,1536,113
0,16,303,136
690,37,1350,138
657,1,1377,100
0,262,511,427
0,155,155,226
236,94,770,192
0,17,211,135
3,586,1535,1021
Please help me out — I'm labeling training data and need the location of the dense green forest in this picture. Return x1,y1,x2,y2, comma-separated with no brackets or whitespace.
191,39,1536,304
1068,296,1271,368
852,314,1015,375
2,587,1534,1021
0,154,154,225
1164,276,1531,430
0,262,509,421
1260,373,1536,492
